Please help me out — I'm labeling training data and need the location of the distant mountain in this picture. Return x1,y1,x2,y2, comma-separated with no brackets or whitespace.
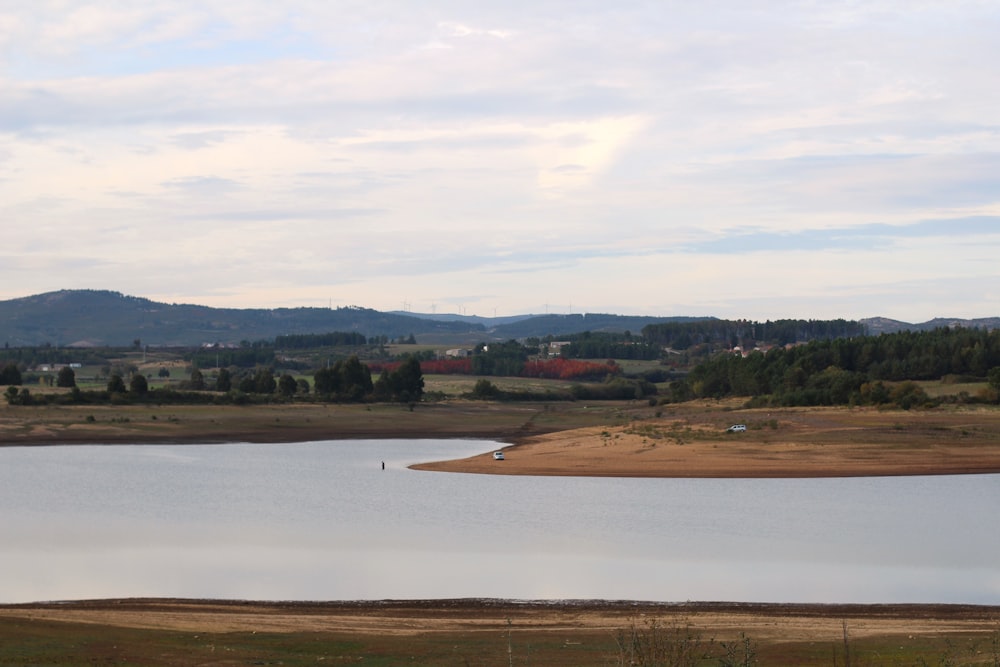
860,317,1000,335
387,311,537,327
394,311,710,338
0,291,719,347
2,290,994,348
489,313,715,339
0,290,484,347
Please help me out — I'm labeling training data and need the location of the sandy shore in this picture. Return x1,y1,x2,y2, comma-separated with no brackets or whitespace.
413,405,1000,477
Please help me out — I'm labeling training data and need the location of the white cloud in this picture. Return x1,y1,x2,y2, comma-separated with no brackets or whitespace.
0,1,998,320
437,21,512,40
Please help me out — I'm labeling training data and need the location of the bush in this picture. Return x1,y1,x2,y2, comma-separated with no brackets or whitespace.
471,379,501,399
129,374,149,395
0,363,22,385
56,366,76,388
890,381,933,410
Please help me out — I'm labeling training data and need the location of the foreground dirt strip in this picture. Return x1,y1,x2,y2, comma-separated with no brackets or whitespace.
2,599,999,644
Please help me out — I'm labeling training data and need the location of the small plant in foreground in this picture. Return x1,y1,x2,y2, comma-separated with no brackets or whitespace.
614,617,713,667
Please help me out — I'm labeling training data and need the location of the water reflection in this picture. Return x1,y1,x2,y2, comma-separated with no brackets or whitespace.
1,440,998,604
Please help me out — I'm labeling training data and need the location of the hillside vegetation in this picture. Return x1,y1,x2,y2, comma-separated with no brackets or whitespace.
3,317,999,411
685,326,1000,407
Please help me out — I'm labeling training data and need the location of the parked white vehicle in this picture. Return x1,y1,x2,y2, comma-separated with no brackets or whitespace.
493,451,505,460
726,424,747,432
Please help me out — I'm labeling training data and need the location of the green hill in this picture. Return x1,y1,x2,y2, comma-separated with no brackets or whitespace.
0,290,484,347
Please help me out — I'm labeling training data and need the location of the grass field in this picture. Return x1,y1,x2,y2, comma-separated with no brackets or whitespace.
423,372,581,396
918,378,989,398
0,392,647,446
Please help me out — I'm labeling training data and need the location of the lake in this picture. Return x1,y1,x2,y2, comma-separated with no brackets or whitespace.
1,439,998,604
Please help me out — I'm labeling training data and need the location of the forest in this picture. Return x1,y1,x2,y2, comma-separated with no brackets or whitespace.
682,326,1000,407
641,318,866,350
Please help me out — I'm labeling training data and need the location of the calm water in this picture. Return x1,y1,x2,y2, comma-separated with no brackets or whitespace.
1,439,998,604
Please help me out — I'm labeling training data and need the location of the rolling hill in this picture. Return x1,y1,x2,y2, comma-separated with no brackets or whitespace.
0,290,483,347
1,290,995,348
858,316,1000,335
0,290,697,348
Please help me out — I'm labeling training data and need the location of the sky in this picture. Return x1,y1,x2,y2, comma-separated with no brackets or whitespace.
1,1,998,322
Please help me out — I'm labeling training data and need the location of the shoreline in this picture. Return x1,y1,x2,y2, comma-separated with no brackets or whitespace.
3,401,1000,478
11,428,1000,478
2,597,999,664
5,596,999,615
414,405,1000,478
4,597,999,635
416,431,1000,478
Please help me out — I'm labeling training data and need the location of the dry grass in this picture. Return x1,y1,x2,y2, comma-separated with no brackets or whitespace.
0,398,637,446
1,599,998,666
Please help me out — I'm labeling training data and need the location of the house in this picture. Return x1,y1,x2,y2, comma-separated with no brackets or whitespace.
546,341,571,357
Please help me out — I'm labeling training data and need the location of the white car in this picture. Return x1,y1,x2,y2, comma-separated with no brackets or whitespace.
493,451,505,460
726,424,747,433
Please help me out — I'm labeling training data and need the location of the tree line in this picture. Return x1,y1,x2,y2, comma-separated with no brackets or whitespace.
6,324,999,409
274,331,371,348
641,318,865,350
682,326,1000,407
559,331,662,360
5,355,424,407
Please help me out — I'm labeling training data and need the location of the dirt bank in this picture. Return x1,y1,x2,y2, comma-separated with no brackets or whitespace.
414,405,1000,477
4,598,999,641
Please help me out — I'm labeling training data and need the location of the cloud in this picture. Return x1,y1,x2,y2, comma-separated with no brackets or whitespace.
161,175,242,193
169,129,242,149
682,216,1000,254
0,1,998,320
437,21,512,41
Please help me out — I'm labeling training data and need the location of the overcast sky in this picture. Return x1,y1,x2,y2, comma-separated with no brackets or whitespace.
1,2,998,321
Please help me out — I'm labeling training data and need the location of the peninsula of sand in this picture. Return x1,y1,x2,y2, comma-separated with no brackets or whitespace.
411,402,1000,478
5,399,1000,478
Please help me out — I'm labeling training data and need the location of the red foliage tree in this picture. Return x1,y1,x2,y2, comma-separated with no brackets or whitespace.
520,358,619,381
